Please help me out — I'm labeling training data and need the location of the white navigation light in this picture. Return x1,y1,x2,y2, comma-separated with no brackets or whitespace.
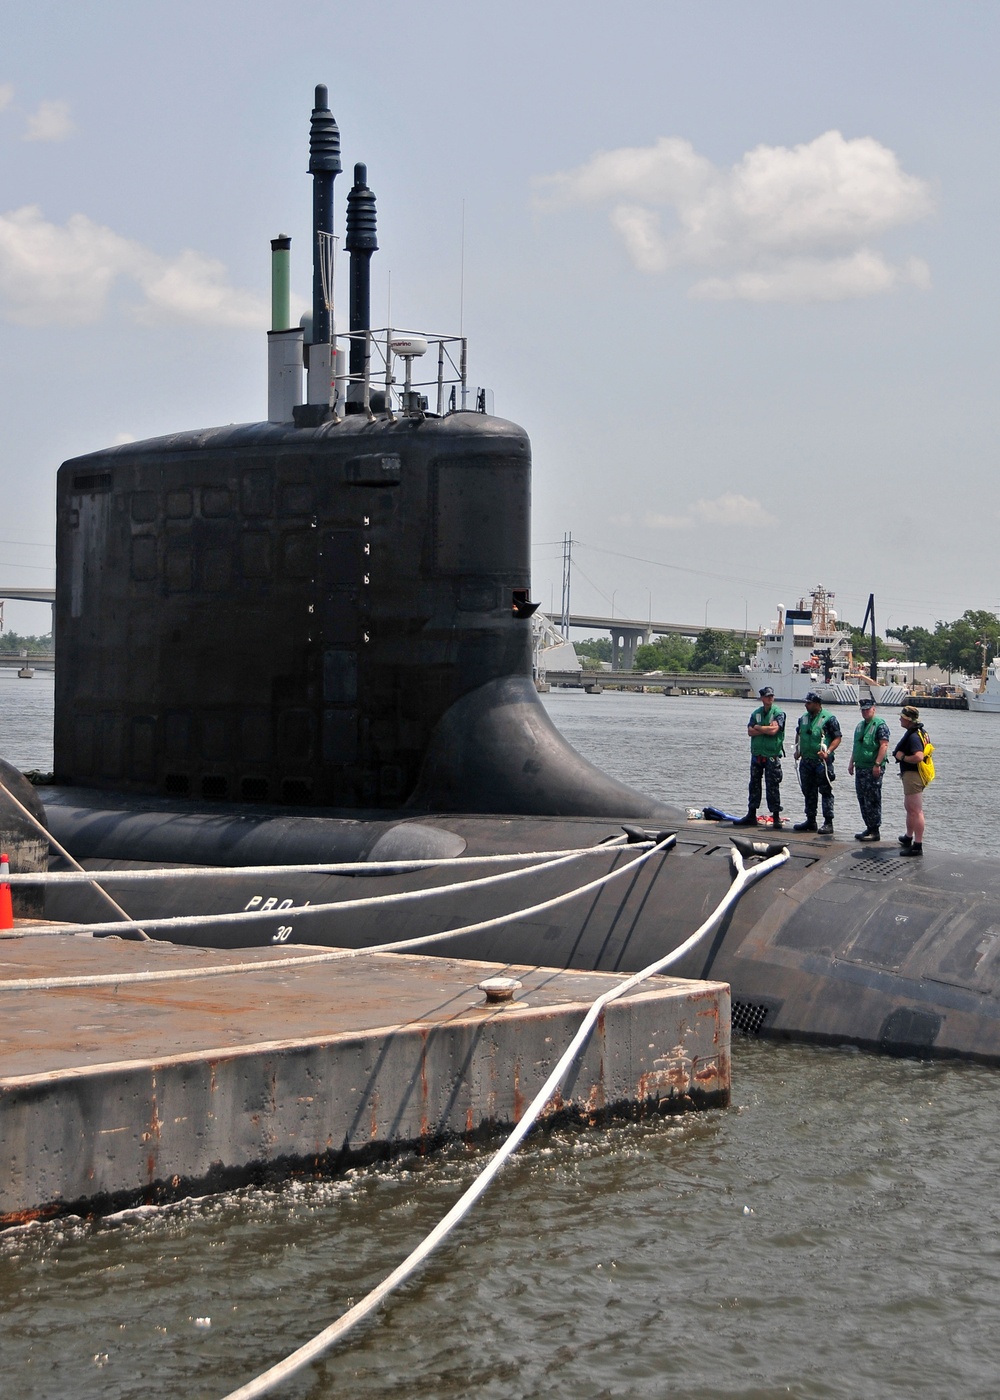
390,334,428,359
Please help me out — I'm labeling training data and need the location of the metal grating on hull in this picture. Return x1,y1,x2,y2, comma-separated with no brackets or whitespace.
844,856,915,882
732,1002,771,1036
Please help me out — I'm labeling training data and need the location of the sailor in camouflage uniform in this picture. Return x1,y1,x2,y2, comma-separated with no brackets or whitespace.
848,697,891,841
793,691,842,834
734,685,786,828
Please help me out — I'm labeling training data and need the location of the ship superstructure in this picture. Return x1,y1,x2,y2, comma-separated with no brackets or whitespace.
744,586,905,705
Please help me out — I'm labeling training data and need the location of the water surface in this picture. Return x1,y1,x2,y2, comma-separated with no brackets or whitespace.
0,669,54,774
2,683,998,1398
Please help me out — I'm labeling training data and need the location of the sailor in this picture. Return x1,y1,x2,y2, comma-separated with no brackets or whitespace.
894,704,929,857
848,697,890,842
734,685,786,828
793,691,842,833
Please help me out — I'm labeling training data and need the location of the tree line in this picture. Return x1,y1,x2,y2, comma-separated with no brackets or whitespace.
575,629,747,673
841,610,1000,676
883,610,1000,676
0,631,53,655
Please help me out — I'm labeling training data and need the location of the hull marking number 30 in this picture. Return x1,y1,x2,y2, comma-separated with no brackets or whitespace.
244,893,302,943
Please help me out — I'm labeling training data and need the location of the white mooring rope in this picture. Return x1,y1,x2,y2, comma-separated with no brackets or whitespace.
216,841,790,1400
0,779,150,938
1,840,629,883
0,837,671,992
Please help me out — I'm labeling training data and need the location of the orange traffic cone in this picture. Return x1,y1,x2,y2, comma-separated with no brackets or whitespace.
0,853,13,930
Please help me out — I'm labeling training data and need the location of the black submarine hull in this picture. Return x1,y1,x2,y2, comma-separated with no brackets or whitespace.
41,790,1000,1066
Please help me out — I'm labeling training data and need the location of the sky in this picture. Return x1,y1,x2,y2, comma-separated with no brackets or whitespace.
0,1,998,638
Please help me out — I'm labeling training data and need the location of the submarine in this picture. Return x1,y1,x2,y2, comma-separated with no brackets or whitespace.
13,86,1000,1068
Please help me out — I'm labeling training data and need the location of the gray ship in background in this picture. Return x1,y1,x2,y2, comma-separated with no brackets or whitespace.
7,86,1000,1066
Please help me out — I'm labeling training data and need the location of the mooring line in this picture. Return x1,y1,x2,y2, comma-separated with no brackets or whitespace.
0,837,674,992
0,778,150,940
217,841,790,1400
1,838,632,883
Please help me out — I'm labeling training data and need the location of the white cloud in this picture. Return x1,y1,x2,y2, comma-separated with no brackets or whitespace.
0,84,13,113
610,205,672,274
23,99,74,142
0,207,127,323
690,493,776,527
538,130,933,302
133,248,268,328
644,493,776,529
0,205,267,328
643,511,693,530
692,252,931,302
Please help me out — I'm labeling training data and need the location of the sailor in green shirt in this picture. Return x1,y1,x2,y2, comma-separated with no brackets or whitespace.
733,685,786,828
792,691,842,833
848,697,891,842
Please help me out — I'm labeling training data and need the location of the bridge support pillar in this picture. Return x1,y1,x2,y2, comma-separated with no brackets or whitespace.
611,627,649,672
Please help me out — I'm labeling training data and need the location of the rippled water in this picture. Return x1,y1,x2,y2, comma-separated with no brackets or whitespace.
0,669,54,774
3,685,1000,1398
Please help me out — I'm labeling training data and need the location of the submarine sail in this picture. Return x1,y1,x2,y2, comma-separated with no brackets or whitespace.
53,87,676,825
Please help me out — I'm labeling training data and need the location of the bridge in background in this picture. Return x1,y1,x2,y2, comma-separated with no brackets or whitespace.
0,587,56,643
567,614,754,672
0,588,56,604
0,653,54,672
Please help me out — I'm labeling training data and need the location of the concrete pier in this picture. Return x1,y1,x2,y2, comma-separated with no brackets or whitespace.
0,933,729,1224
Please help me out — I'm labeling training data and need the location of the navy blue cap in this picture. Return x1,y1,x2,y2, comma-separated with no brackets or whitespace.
804,690,822,703
758,686,774,697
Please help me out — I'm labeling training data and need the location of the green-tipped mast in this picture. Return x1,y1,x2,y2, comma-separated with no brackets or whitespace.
270,234,292,331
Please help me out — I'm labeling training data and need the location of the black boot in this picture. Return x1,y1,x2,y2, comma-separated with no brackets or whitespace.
854,829,870,841
898,834,912,847
732,811,759,827
818,821,834,835
793,820,817,832
857,829,880,842
900,842,923,857
770,815,784,830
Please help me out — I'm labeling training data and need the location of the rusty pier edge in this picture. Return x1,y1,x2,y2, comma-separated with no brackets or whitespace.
0,938,729,1226
2,1080,731,1228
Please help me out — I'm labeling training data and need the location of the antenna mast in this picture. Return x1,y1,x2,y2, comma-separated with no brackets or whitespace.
860,592,877,682
560,533,572,640
306,85,342,411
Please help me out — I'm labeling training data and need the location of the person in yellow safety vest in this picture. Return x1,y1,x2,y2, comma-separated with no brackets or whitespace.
733,685,786,828
793,691,842,834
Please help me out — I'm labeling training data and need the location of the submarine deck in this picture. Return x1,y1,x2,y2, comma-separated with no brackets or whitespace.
0,930,728,1226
